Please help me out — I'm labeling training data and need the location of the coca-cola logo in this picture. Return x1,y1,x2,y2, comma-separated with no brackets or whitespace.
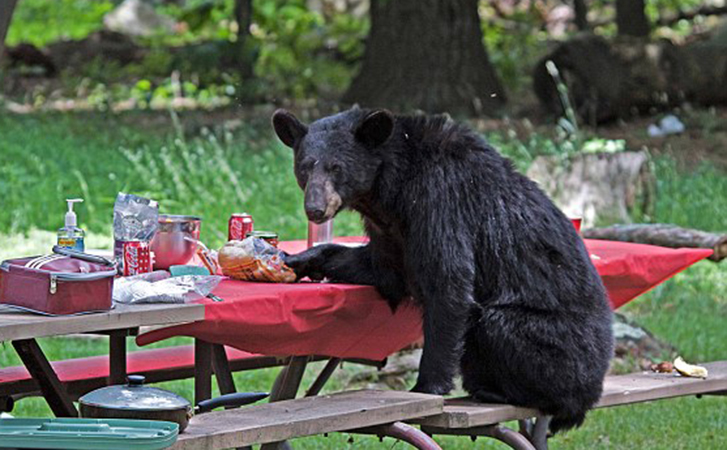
231,220,243,234
126,246,139,271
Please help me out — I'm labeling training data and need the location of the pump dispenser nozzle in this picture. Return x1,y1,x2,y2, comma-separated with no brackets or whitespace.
65,198,83,228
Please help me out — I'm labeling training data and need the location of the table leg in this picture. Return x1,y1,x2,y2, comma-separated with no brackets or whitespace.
12,339,78,417
530,416,551,450
269,356,308,402
354,422,442,449
194,339,213,404
108,330,127,385
261,356,309,450
422,425,537,450
211,344,236,395
305,357,341,397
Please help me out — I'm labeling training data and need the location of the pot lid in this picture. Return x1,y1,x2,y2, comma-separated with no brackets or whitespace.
79,375,190,411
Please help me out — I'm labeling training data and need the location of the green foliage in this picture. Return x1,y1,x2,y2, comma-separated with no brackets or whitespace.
480,6,546,92
6,0,115,47
253,0,367,99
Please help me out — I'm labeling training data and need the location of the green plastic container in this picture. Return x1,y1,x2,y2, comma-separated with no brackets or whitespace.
0,418,178,450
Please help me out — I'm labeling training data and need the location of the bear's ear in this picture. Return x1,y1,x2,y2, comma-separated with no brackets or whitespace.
354,109,394,148
272,109,308,148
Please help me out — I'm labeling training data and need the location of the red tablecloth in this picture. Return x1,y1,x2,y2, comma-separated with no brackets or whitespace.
136,238,712,360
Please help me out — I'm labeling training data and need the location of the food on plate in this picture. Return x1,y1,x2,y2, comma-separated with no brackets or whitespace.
218,237,296,283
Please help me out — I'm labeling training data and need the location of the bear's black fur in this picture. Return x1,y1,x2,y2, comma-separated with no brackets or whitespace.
273,107,614,433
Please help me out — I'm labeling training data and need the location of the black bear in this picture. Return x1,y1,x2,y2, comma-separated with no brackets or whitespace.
273,107,613,433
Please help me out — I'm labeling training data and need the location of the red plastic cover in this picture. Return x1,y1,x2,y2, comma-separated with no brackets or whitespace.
136,238,712,360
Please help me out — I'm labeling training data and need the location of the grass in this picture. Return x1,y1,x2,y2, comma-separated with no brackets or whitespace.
0,110,725,448
0,111,364,248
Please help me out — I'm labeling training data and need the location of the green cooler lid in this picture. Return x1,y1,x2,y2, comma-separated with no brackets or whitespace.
0,418,178,450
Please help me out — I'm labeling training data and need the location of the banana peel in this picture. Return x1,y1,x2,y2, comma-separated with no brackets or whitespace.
673,356,708,379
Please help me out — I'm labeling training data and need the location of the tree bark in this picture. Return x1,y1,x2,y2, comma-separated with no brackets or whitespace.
573,0,589,31
583,224,727,262
0,0,18,61
234,0,254,79
343,0,505,115
616,0,650,37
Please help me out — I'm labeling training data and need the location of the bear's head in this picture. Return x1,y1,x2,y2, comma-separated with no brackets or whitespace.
272,107,395,224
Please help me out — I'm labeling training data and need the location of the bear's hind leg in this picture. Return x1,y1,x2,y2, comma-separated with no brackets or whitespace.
460,321,510,404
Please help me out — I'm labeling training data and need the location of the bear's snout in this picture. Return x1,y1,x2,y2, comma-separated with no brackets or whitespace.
304,178,342,224
306,208,326,223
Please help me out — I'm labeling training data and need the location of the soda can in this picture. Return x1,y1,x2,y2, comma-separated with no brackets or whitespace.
122,240,153,276
228,213,254,241
246,231,279,248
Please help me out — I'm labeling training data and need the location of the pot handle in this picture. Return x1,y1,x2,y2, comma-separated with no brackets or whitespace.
195,392,269,414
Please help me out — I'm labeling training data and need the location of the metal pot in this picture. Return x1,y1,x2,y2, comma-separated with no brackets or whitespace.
150,214,202,270
79,375,268,432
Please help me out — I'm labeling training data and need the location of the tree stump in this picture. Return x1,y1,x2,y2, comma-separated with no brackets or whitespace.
526,150,655,228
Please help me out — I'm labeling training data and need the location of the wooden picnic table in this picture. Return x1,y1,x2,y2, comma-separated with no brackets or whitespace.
0,302,204,417
132,237,712,448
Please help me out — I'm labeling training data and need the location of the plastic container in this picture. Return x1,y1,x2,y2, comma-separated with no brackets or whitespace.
0,417,178,450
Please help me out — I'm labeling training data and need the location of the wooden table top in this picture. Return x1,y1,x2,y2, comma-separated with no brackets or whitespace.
0,302,205,342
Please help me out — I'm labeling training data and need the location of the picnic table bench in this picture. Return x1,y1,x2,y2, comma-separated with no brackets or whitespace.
170,361,727,450
411,360,727,449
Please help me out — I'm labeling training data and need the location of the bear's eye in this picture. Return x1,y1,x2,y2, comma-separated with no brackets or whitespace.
298,158,315,172
327,163,342,175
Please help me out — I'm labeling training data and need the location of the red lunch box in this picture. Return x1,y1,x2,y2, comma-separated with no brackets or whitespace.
0,249,116,315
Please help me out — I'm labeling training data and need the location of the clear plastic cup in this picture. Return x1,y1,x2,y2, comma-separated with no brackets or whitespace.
307,220,333,248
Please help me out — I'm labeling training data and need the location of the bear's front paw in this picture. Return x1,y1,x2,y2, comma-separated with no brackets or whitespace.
411,380,454,396
284,250,328,281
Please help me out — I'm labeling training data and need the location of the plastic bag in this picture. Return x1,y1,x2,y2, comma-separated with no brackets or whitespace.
113,193,159,242
113,273,222,304
218,237,296,283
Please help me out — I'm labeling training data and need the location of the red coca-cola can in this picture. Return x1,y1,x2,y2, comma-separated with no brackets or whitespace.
228,213,254,241
122,240,153,276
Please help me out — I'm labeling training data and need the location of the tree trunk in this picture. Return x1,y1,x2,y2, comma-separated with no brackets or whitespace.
573,0,589,31
343,0,505,115
583,224,727,262
234,0,254,79
0,0,18,61
616,0,650,37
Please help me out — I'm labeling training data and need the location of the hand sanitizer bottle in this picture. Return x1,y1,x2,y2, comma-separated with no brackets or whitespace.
57,198,85,252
